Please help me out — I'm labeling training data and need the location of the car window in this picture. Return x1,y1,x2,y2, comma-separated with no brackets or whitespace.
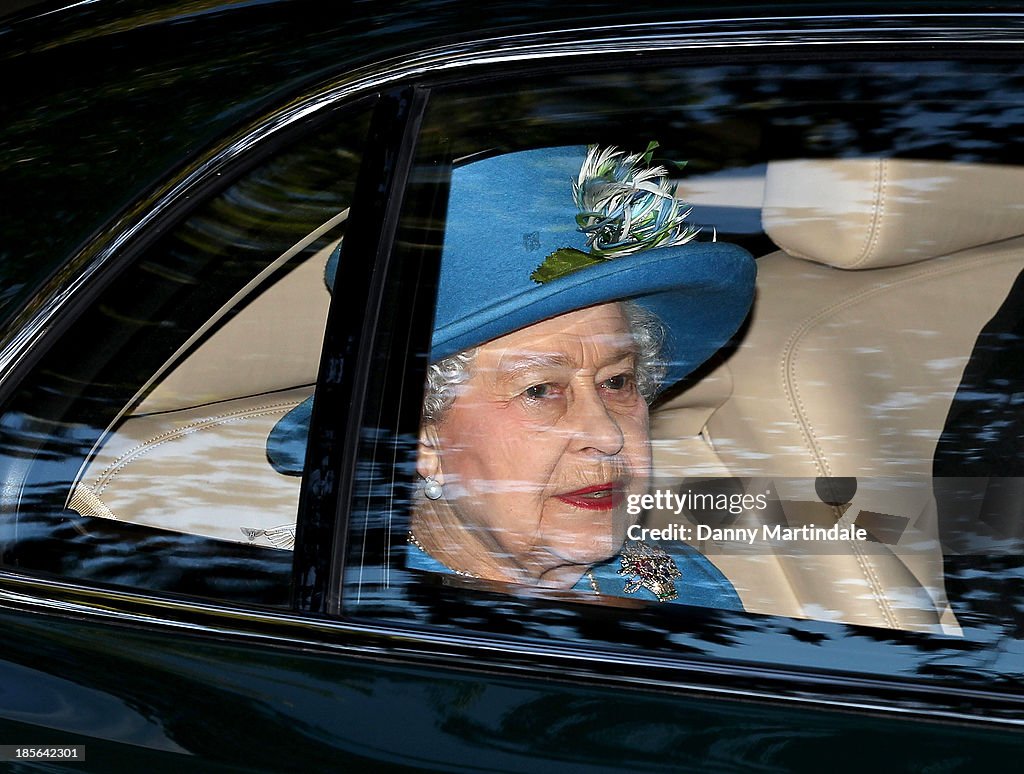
338,58,1024,696
0,106,372,606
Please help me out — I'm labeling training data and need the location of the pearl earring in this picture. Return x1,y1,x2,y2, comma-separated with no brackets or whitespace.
423,476,443,500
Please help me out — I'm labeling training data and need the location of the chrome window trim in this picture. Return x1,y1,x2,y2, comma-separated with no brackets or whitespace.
1,13,1023,383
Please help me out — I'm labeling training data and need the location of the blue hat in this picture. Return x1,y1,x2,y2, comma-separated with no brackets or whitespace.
268,145,756,474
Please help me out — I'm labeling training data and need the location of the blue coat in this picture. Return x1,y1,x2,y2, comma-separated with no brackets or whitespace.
406,539,744,610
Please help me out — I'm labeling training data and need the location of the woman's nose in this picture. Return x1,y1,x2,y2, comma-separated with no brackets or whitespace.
567,384,625,455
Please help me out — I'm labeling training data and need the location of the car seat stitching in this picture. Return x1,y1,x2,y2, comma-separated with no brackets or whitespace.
850,158,887,270
765,159,888,270
781,244,1024,477
780,246,1024,620
851,547,898,627
92,400,303,495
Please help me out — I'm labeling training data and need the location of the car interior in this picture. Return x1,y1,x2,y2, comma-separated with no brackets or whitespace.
63,155,1024,633
652,157,1024,633
66,231,338,552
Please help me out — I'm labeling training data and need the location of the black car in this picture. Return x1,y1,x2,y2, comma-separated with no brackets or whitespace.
2,1,1024,770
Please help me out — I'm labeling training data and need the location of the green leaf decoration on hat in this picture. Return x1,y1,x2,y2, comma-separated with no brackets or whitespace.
532,142,702,285
529,247,605,284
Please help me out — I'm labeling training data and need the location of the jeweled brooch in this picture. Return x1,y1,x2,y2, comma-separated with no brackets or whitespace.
618,540,682,602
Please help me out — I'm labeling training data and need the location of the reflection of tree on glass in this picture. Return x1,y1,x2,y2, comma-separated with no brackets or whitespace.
408,145,756,605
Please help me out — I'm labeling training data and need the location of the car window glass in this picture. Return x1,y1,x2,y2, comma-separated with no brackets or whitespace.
340,59,1024,693
0,106,372,606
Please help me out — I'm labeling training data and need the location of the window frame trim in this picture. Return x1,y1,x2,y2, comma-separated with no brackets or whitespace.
293,86,430,614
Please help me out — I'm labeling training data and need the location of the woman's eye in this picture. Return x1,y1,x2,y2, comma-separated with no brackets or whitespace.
601,374,633,391
524,383,556,400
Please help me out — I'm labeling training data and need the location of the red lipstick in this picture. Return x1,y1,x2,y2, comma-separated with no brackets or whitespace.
555,483,623,511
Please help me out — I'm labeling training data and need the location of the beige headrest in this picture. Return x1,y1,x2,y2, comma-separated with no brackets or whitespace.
763,159,1024,269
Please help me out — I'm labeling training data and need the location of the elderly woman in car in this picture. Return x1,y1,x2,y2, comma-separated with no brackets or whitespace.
404,145,756,606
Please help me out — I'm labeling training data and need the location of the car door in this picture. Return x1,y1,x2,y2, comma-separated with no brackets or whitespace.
331,26,1024,769
2,11,1024,773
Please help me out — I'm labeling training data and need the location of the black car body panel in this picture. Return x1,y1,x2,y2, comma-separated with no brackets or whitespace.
3,2,1024,770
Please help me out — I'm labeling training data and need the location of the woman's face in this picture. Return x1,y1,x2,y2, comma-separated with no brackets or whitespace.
421,303,651,580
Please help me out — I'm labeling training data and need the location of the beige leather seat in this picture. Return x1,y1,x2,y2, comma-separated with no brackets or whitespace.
652,158,1024,632
68,241,333,549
